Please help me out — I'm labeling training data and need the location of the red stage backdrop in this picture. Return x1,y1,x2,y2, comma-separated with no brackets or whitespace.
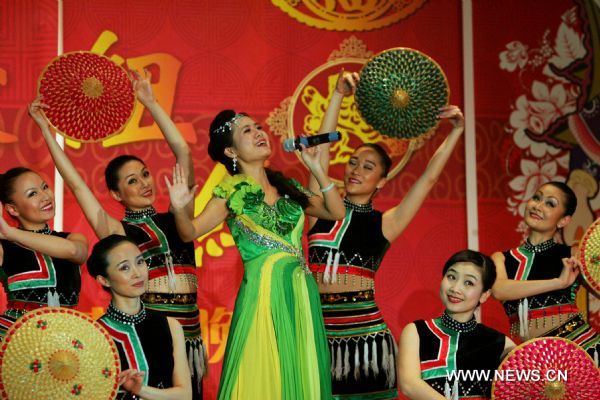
1,1,598,399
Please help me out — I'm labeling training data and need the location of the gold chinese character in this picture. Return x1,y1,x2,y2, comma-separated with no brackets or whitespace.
200,306,233,363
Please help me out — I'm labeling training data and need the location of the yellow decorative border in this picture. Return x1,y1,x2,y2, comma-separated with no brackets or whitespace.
271,0,429,31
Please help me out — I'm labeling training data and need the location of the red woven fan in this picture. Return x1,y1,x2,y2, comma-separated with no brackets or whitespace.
579,218,600,296
492,337,600,399
38,51,134,142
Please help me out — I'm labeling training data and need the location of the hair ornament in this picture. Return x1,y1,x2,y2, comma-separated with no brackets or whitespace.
214,113,245,135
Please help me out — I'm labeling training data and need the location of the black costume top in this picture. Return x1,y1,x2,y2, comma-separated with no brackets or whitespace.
502,240,577,324
308,199,390,279
415,313,505,399
121,208,196,282
0,228,81,310
98,304,175,399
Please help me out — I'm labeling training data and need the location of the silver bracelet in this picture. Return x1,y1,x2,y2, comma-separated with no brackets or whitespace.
320,182,335,193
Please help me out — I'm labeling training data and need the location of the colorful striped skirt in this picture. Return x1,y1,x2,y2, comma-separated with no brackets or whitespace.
545,313,599,364
321,290,398,400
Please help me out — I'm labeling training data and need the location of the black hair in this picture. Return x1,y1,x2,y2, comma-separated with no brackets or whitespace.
356,143,392,177
442,249,497,292
104,155,145,192
0,167,34,204
87,234,138,288
542,181,577,217
208,109,309,209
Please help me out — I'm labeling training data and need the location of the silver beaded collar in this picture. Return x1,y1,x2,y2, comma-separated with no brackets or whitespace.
20,224,52,235
343,198,373,213
124,206,157,220
523,238,556,253
106,302,146,326
440,311,478,333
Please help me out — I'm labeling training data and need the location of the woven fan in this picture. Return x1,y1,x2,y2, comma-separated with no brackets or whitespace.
0,307,120,400
38,51,135,142
355,47,449,139
579,218,600,296
491,337,600,399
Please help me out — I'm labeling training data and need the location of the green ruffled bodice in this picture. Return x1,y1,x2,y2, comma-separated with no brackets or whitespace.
213,174,310,267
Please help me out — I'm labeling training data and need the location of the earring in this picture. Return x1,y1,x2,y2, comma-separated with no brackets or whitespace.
232,155,237,173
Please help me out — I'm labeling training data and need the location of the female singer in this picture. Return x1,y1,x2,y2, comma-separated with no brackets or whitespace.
164,107,346,399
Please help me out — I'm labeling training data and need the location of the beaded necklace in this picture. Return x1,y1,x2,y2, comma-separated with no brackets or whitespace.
523,238,556,253
19,224,52,235
440,311,478,333
343,198,373,213
124,207,157,220
106,302,146,326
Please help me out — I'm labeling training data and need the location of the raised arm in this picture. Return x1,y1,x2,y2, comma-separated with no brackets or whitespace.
382,105,464,242
397,323,447,400
302,145,345,221
119,318,192,400
132,70,194,217
29,100,124,239
165,164,228,242
491,251,579,301
307,71,359,199
0,204,88,264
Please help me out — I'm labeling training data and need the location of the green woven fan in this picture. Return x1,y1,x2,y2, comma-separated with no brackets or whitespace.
355,48,449,139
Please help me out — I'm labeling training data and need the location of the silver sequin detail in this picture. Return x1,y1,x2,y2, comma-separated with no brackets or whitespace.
231,218,310,274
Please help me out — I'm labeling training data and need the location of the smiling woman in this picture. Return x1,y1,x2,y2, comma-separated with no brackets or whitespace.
89,235,192,400
306,70,465,399
164,108,346,400
0,167,88,339
31,69,205,398
397,250,515,400
492,181,600,361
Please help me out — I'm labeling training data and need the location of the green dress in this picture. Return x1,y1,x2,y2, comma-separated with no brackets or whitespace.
215,174,332,400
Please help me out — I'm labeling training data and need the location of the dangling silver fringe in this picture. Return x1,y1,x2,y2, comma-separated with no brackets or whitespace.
323,249,333,284
330,342,335,375
335,342,343,379
188,346,194,379
452,378,459,400
371,339,379,377
47,289,60,307
342,342,350,378
594,348,598,367
187,338,207,393
331,251,340,283
518,298,529,340
444,381,452,399
362,340,370,377
330,331,396,385
381,339,390,382
388,335,396,388
353,341,360,380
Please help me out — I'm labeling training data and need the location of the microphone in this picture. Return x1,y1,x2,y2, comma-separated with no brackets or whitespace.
282,131,341,152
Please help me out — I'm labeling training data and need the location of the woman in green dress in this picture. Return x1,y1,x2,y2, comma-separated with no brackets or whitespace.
165,110,345,399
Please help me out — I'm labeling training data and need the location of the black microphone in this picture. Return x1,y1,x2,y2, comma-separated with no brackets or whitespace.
282,131,341,152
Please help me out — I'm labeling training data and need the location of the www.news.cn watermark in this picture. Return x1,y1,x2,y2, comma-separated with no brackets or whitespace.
447,369,568,382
